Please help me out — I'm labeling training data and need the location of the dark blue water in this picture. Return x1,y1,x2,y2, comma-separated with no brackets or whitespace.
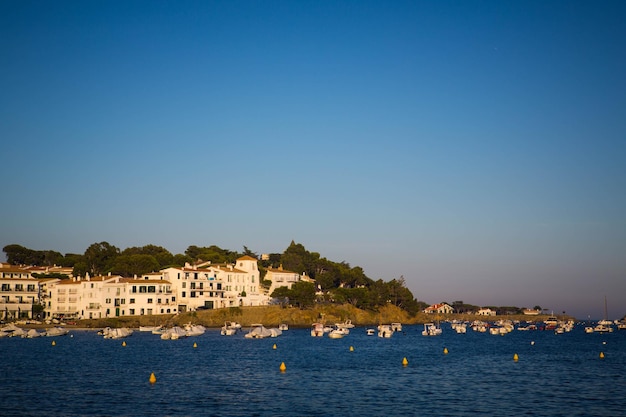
1,324,624,416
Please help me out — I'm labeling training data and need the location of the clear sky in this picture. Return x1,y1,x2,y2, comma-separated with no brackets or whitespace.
1,1,625,320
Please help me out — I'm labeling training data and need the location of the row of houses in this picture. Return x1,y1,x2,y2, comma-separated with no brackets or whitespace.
423,303,541,316
0,257,308,321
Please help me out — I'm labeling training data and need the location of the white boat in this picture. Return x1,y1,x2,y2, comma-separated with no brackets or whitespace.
335,319,355,329
378,324,393,338
269,327,283,337
185,324,206,337
102,327,133,339
328,329,344,339
160,326,187,340
25,329,43,338
139,325,162,332
245,324,273,339
279,323,289,331
422,323,442,336
45,327,69,337
391,323,402,332
311,322,325,337
366,328,375,336
594,323,613,333
451,322,467,333
221,321,238,336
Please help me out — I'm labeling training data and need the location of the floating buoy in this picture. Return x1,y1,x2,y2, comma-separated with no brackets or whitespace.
602,341,607,345
272,344,277,350
402,357,408,367
279,362,286,372
531,341,535,345
193,342,197,348
51,340,56,346
149,373,157,384
122,341,126,347
349,346,354,352
599,352,605,359
513,353,519,362
443,347,448,355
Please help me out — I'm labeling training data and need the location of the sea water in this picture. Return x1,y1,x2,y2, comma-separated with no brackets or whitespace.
1,324,624,416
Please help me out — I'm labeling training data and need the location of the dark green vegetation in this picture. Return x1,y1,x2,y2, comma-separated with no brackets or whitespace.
3,241,545,317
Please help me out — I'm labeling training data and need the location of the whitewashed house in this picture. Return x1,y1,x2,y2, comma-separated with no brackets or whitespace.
423,303,455,314
477,308,497,316
264,265,302,296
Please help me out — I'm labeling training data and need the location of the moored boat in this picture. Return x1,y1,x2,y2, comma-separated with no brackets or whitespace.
422,323,442,336
378,324,393,338
311,322,324,337
245,324,273,339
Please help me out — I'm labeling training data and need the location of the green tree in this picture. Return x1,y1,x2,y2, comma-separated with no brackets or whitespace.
110,254,160,277
288,281,316,309
82,242,120,276
121,245,174,269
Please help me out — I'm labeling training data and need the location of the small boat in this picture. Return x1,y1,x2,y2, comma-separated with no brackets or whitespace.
335,319,355,329
221,321,238,336
185,324,206,337
278,323,289,331
102,327,133,339
328,329,344,339
139,325,162,332
245,324,273,339
366,328,375,336
311,323,325,337
269,328,283,337
422,323,442,336
160,326,187,340
25,329,43,338
378,324,393,338
391,323,402,332
45,327,69,337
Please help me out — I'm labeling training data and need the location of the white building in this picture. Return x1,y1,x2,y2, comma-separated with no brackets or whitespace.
264,265,302,295
477,308,497,316
0,266,40,320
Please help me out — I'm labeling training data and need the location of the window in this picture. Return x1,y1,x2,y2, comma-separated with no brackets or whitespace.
130,298,135,304
132,286,137,293
129,309,135,315
105,298,111,304
139,286,147,293
1,284,9,291
182,291,186,297
147,299,153,304
148,286,156,293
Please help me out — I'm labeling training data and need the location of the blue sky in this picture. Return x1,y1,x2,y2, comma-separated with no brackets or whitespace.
2,1,625,319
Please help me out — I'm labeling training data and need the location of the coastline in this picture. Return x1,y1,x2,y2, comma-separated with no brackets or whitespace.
16,304,576,330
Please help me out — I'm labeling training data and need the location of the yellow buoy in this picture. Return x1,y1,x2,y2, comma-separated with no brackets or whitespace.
443,347,449,355
599,352,605,359
402,357,408,367
193,342,197,348
279,362,286,372
122,341,126,347
513,353,519,362
149,373,157,384
272,344,277,350
51,340,56,346
349,346,354,352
